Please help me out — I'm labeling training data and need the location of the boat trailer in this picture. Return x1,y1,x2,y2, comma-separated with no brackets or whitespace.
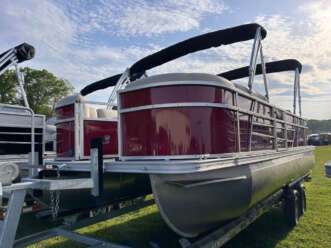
0,139,310,248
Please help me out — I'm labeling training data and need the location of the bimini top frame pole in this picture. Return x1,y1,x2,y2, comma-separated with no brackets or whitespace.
0,43,36,165
294,68,302,116
80,23,267,98
218,59,303,116
0,43,35,108
248,27,265,96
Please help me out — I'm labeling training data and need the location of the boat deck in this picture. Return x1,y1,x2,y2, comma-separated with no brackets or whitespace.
45,146,315,174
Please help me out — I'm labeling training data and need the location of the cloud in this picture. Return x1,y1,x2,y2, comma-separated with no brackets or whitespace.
56,0,228,37
1,0,331,119
0,0,227,84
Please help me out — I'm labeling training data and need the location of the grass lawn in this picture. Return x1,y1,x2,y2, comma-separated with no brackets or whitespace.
18,146,331,248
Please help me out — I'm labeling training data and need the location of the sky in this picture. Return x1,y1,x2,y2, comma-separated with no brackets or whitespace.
1,0,331,120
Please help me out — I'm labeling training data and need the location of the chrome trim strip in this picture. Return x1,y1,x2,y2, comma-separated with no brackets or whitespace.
118,146,310,161
119,102,307,130
119,102,237,114
55,118,75,124
0,110,44,118
119,80,235,94
107,146,315,174
83,117,118,122
166,175,247,188
54,157,75,161
0,141,42,144
0,132,42,135
0,123,43,129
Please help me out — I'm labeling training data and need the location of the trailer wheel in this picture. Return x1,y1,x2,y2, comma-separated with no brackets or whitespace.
284,189,299,227
296,184,306,215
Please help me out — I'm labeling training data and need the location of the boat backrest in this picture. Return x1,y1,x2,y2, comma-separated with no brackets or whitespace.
97,109,118,118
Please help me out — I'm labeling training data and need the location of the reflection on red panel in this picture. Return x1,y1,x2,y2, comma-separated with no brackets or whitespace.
56,104,74,120
121,85,233,108
83,120,118,156
56,121,75,157
121,107,236,156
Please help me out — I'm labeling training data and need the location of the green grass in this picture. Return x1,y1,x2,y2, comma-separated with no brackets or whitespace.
20,146,331,247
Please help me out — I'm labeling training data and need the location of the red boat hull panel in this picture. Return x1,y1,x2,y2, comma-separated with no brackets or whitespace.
56,121,75,157
83,120,118,156
121,107,237,156
56,104,74,120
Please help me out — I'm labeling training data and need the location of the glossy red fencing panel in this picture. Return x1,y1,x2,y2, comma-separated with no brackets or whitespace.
121,85,233,108
83,120,118,156
56,121,75,157
56,104,75,120
121,107,236,156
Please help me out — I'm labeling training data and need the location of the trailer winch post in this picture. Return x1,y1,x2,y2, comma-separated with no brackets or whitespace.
28,152,39,178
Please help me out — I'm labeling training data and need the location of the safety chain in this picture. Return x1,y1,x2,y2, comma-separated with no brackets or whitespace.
50,166,61,220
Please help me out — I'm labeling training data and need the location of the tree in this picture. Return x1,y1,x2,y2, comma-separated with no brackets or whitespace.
0,67,74,118
0,70,18,104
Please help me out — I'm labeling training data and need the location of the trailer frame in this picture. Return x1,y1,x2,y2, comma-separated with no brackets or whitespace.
0,138,311,248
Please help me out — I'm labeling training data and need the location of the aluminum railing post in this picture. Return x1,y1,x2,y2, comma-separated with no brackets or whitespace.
90,138,104,198
28,152,39,178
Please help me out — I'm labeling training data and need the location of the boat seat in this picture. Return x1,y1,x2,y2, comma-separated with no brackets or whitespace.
97,109,118,119
56,94,117,119
88,107,98,118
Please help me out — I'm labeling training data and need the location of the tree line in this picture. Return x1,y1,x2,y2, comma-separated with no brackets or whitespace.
307,119,331,134
0,67,74,118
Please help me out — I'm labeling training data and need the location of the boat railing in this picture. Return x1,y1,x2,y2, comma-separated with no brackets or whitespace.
0,104,36,164
219,58,304,152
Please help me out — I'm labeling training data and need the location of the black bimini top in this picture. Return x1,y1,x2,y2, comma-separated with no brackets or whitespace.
218,59,302,81
81,23,266,96
0,43,35,72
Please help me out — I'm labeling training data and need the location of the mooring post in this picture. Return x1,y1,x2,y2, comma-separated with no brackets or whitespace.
90,138,104,198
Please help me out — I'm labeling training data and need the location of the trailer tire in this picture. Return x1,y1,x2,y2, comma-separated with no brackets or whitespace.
296,184,306,216
284,189,299,227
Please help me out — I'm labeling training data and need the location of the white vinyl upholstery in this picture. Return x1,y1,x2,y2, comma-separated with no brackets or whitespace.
97,109,118,119
89,107,98,118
